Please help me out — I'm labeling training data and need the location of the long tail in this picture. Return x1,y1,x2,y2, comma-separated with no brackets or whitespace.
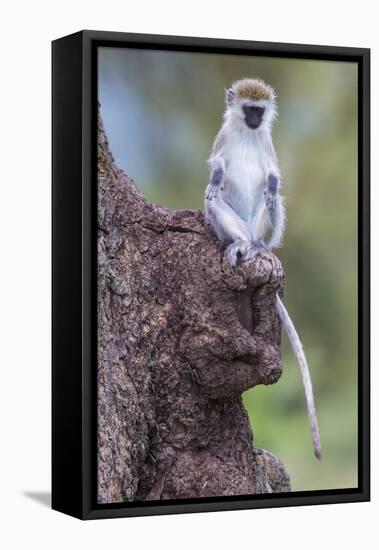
276,294,322,460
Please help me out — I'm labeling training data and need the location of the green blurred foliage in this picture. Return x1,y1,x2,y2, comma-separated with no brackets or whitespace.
99,47,358,492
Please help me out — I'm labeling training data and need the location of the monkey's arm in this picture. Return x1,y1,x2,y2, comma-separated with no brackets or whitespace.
206,156,225,201
264,173,286,249
264,173,279,212
261,135,282,219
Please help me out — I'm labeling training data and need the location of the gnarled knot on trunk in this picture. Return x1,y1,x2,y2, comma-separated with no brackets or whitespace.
180,250,284,400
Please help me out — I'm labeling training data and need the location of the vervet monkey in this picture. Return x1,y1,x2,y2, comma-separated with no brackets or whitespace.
205,78,321,459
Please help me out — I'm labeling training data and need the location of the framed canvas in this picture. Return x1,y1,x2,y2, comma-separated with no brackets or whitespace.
52,30,370,520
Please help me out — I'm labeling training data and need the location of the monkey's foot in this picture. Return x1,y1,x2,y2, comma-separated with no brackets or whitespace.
242,241,268,263
226,240,251,266
226,240,268,266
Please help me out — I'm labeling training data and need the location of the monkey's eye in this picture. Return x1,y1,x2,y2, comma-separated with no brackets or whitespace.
243,106,265,117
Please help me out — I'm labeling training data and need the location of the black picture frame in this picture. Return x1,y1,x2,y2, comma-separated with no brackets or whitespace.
52,30,370,520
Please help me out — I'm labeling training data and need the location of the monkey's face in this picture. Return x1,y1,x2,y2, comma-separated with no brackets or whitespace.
227,96,276,133
226,79,277,132
242,104,265,130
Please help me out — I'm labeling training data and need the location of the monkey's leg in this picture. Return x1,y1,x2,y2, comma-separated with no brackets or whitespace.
248,175,284,248
242,175,284,262
207,195,249,242
266,194,285,249
206,197,251,265
243,198,272,261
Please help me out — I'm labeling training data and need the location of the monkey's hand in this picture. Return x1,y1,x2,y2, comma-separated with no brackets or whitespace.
206,166,224,201
206,183,220,201
264,190,276,212
264,174,279,212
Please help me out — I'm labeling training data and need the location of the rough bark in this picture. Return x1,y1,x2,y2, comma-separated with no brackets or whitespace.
97,110,290,504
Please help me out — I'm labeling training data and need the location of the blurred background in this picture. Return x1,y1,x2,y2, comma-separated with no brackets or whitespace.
98,47,358,492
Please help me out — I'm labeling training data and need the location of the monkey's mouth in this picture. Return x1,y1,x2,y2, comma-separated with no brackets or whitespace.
245,117,262,130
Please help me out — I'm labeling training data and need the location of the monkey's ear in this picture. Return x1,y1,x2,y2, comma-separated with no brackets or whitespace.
226,88,235,106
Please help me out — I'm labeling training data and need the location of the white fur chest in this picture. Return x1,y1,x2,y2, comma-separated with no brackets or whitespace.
222,130,269,222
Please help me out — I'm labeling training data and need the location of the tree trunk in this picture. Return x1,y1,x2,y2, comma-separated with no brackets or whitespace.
97,110,290,504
